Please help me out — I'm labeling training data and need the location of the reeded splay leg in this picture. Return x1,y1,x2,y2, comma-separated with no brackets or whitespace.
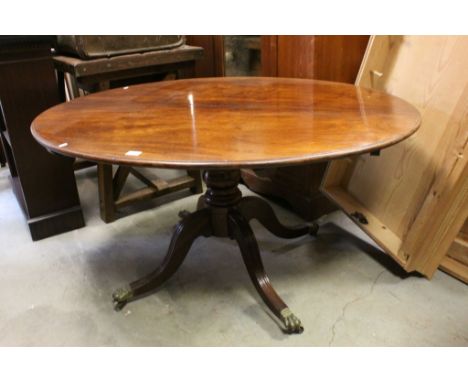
112,208,212,311
196,195,207,210
238,196,318,238
228,210,304,334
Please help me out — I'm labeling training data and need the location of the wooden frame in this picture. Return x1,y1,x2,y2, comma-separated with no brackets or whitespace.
97,164,202,223
321,36,468,278
440,219,468,283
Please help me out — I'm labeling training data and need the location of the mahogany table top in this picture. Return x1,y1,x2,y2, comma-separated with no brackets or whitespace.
31,77,421,169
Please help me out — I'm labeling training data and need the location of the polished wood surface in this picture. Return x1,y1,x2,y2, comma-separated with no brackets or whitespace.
253,35,370,221
32,77,420,169
273,36,369,80
185,36,224,77
30,74,421,334
54,45,204,224
112,169,314,333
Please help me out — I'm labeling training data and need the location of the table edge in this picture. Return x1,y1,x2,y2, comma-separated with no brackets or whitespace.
31,118,421,170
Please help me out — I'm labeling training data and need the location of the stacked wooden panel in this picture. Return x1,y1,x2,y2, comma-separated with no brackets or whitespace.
321,36,468,279
440,220,468,283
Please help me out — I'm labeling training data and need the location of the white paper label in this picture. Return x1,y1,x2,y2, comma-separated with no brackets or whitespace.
125,150,142,157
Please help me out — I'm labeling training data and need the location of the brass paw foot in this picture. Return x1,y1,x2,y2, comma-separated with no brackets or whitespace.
309,222,319,236
112,287,133,312
280,308,304,334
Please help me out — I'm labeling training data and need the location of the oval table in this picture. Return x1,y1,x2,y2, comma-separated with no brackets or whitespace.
32,77,421,334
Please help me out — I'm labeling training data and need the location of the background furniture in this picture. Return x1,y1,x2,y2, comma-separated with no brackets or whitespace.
0,36,84,240
185,36,225,77
321,36,468,280
32,77,420,334
241,36,370,221
54,42,204,97
53,38,204,223
184,35,468,283
223,36,261,76
55,35,185,59
0,138,6,167
441,219,468,283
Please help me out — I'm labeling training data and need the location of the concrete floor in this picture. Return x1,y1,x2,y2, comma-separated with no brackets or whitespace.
0,166,467,346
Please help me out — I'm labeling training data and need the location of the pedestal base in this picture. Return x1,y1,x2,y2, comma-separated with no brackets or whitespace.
112,170,318,334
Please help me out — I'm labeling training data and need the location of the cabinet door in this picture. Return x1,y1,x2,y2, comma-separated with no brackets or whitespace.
321,36,468,277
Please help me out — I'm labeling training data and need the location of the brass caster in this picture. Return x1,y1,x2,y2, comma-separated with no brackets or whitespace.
309,222,319,236
112,287,133,312
280,308,304,334
113,300,127,312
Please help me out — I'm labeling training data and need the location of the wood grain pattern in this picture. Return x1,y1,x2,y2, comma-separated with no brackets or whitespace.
251,35,370,221
439,256,468,284
111,168,309,333
321,35,468,277
448,220,468,266
448,237,468,266
439,208,467,284
185,36,224,77
261,36,278,76
32,77,420,169
276,36,369,81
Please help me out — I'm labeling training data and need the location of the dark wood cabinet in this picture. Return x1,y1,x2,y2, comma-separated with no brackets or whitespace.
0,36,84,240
185,36,224,77
0,137,6,167
262,35,369,80
242,35,370,220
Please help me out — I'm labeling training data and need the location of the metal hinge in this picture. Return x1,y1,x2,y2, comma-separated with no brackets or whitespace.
350,211,368,225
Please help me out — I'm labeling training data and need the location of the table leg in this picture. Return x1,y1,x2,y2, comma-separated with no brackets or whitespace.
97,164,115,223
229,210,304,333
112,208,212,310
112,169,315,334
187,170,203,194
239,195,319,238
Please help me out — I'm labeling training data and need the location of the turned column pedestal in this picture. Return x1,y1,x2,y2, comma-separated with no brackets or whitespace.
112,169,318,334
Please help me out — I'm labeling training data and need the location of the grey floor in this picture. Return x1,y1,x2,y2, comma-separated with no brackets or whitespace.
0,166,467,346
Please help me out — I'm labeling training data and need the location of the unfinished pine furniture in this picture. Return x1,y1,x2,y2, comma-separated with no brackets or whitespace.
440,219,468,283
0,36,84,241
321,36,468,280
53,42,204,222
31,77,420,334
